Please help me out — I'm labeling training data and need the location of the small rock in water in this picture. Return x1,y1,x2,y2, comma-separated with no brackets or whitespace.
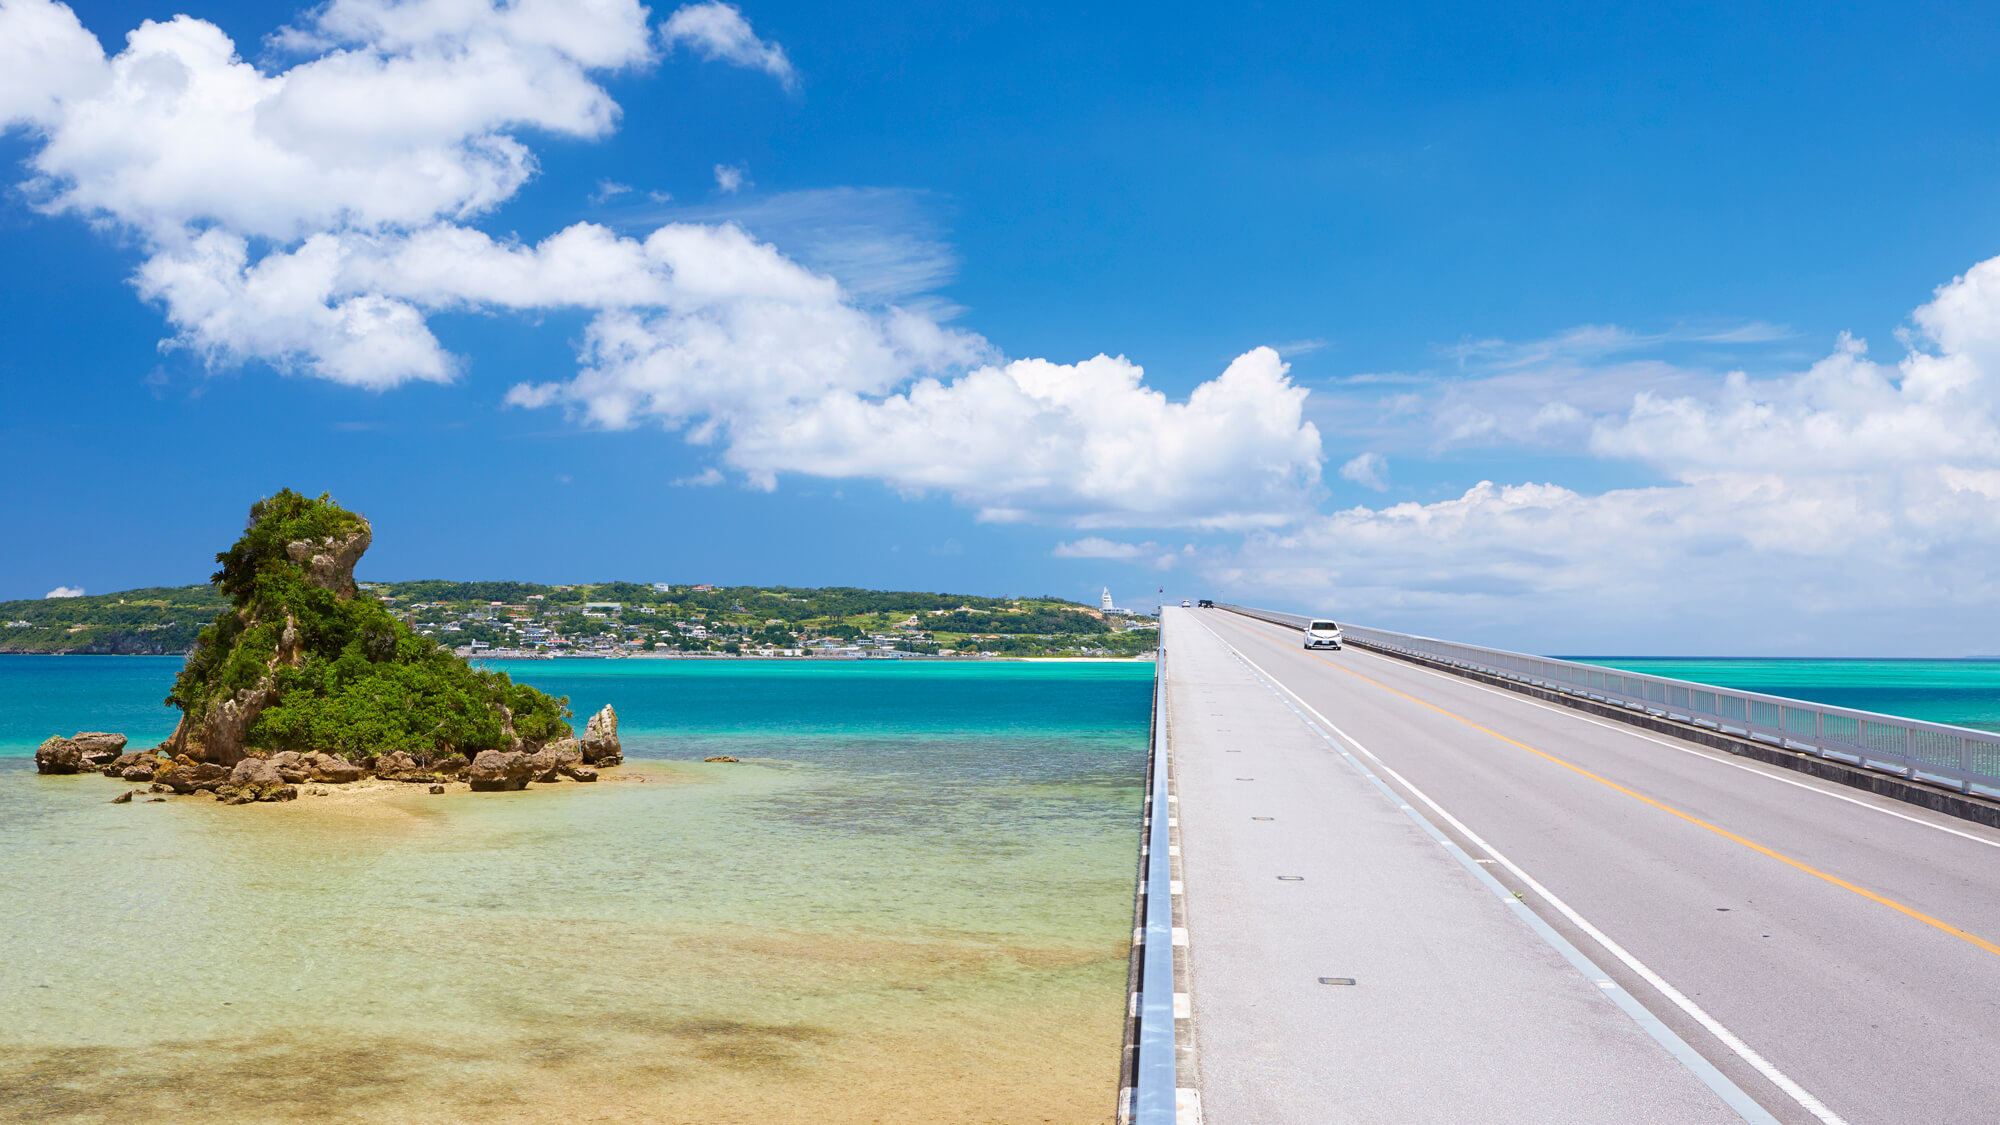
146,797,166,803
309,787,328,796
111,790,133,804
428,784,445,794
703,755,740,763
569,766,598,782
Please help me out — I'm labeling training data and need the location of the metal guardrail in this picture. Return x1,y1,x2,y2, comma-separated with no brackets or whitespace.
1132,631,1176,1122
1215,603,2000,800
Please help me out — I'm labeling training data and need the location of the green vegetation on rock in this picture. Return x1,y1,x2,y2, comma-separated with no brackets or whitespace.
161,490,571,763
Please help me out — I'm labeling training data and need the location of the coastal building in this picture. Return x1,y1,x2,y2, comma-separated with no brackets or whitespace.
1101,588,1114,611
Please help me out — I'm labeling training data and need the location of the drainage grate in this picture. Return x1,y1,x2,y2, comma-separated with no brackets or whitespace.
1251,816,1274,821
1318,977,1356,986
1277,875,1304,881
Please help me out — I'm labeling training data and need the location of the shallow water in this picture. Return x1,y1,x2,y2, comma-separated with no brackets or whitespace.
0,657,1152,1123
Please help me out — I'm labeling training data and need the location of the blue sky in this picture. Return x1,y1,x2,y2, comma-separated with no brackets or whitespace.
8,0,2000,653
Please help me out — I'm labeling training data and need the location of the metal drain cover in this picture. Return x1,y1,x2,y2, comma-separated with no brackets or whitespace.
1318,977,1356,986
1277,875,1304,881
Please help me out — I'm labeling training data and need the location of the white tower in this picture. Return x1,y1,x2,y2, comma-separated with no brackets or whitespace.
1101,587,1115,612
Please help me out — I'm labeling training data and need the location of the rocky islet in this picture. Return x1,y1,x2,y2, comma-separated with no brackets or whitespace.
33,489,623,806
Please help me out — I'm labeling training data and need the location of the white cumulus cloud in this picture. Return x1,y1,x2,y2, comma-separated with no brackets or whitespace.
0,0,1323,529
44,586,84,598
1216,257,2000,653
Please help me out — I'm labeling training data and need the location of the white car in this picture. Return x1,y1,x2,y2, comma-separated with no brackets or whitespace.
1181,599,1191,608
1303,620,1343,650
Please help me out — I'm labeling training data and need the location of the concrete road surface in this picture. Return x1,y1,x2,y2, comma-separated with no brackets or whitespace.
1164,607,2000,1125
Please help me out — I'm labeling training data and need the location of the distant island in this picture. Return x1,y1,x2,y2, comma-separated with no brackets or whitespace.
4,568,1160,660
35,490,619,804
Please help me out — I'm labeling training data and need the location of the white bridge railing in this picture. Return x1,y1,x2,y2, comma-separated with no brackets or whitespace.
1214,603,2000,800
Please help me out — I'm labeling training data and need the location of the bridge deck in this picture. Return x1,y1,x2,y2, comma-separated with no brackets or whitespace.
1168,607,2000,1124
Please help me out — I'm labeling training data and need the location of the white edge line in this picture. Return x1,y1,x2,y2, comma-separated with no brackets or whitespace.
1329,632,2000,851
1191,614,1847,1125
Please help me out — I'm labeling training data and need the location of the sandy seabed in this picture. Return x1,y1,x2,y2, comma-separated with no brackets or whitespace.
1,760,1131,1125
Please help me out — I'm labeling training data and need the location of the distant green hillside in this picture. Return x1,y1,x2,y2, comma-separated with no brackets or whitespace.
1,579,1155,657
0,586,228,654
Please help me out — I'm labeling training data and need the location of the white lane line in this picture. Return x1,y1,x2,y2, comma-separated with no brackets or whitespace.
1198,616,1848,1125
1339,639,2000,852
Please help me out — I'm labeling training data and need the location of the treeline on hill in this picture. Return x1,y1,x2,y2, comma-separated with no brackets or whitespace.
0,586,229,654
384,581,1095,625
3,576,1144,655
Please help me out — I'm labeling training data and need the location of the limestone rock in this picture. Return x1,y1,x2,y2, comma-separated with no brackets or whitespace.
524,747,560,783
111,790,133,804
120,757,162,782
153,755,230,794
285,526,371,600
703,756,740,763
467,749,534,792
268,751,312,783
48,732,126,773
102,750,155,777
432,753,470,778
549,740,595,781
72,732,127,761
428,784,445,795
194,681,278,767
580,705,622,766
215,756,295,804
373,750,425,781
34,736,85,774
306,752,364,784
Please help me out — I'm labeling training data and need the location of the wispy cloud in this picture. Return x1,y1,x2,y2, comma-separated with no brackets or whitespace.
1052,537,1183,569
591,180,633,204
1338,452,1389,491
1272,338,1328,358
630,187,961,305
674,467,726,487
661,2,796,89
713,164,747,194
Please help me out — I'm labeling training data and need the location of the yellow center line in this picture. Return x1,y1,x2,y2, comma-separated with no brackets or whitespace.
1221,615,2000,959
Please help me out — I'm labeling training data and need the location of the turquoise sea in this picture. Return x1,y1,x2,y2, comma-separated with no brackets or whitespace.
0,656,1154,1124
1578,657,2000,733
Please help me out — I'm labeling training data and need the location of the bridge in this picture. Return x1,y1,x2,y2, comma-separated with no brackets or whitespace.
1121,606,2000,1124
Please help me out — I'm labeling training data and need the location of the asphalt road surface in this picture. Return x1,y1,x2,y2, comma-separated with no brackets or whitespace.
1166,607,2000,1125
